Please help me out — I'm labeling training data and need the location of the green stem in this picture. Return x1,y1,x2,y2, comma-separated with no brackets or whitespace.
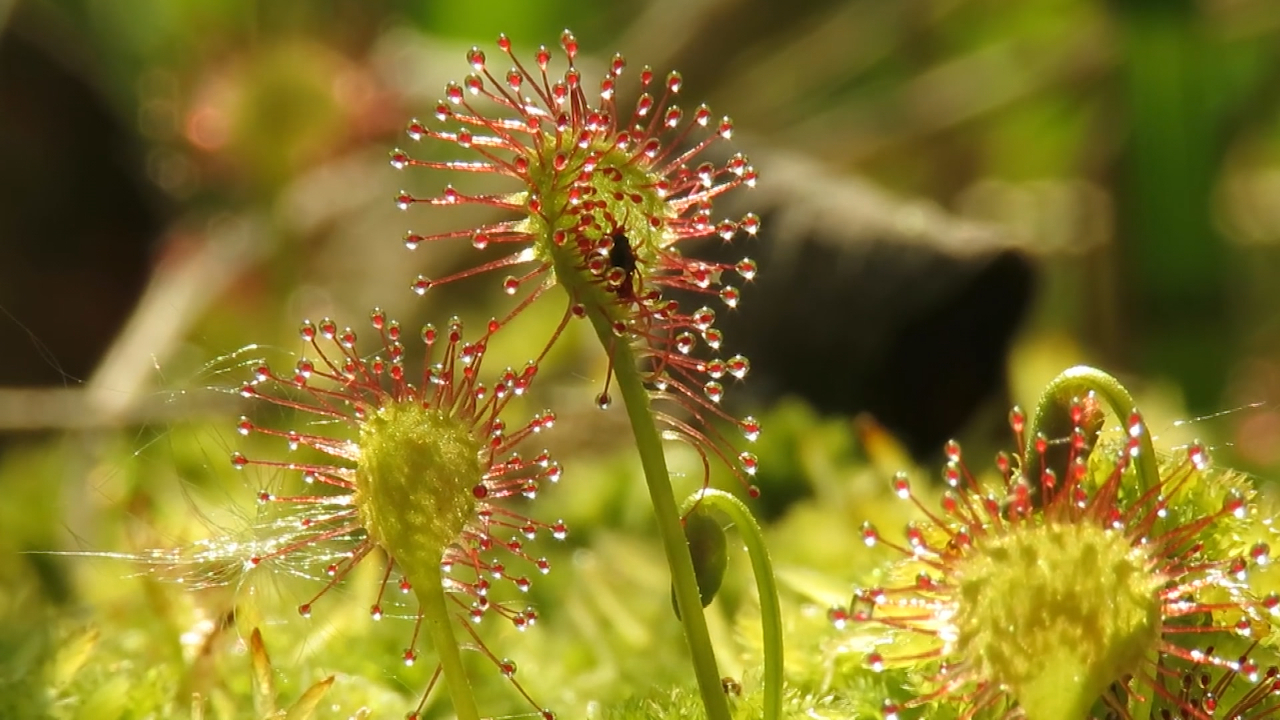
575,315,732,720
680,489,783,720
1024,365,1160,494
418,565,481,720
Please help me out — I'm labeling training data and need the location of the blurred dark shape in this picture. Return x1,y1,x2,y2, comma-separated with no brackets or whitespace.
706,150,1036,461
0,14,162,393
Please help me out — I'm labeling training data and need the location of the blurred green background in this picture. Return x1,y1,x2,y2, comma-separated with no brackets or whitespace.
3,0,1280,717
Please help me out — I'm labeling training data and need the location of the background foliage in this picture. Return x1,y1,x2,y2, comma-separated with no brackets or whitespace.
3,1,1280,717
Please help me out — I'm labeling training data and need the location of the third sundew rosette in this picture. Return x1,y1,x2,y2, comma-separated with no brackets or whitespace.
830,367,1280,720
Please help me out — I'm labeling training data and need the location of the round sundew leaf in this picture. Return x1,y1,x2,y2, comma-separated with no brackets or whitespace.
672,507,729,620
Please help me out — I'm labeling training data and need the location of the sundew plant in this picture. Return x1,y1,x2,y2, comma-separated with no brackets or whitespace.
14,29,1280,720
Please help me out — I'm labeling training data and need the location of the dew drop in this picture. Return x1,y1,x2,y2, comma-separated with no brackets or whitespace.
552,521,568,540
943,462,960,488
703,358,727,379
719,285,740,308
560,29,578,59
389,149,409,170
828,606,850,629
1127,411,1144,439
536,557,551,574
403,232,422,250
236,417,254,436
395,192,413,210
892,472,911,499
1189,440,1210,470
595,392,611,409
675,332,696,354
704,381,724,403
944,439,961,462
861,521,879,547
726,354,750,379
738,451,758,475
370,605,383,621
298,604,311,618
412,276,433,295
1223,490,1247,519
499,658,517,677
503,276,520,295
403,649,417,666
866,652,885,672
1009,406,1025,434
231,452,248,469
740,416,761,442
1253,542,1271,566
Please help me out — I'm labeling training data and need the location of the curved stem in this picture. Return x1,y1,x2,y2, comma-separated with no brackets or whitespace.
418,566,481,720
681,489,783,720
1024,365,1160,494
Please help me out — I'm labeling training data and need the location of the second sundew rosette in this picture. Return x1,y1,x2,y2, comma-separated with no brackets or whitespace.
222,311,565,720
830,367,1280,720
391,29,763,492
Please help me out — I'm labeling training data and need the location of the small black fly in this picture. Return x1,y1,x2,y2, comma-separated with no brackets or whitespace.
608,230,638,300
